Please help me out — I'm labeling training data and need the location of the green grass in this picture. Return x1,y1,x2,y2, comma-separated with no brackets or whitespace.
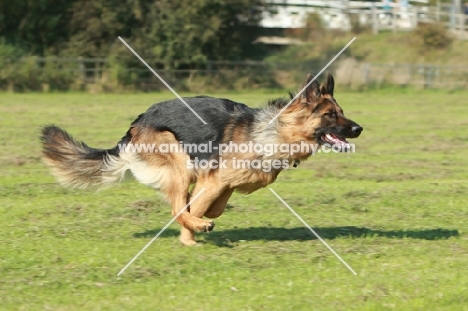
1,89,468,310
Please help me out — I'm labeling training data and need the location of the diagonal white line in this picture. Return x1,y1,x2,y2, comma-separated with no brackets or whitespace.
117,188,206,276
268,37,356,124
117,36,207,125
268,188,357,275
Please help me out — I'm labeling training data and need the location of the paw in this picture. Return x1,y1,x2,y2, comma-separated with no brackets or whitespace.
202,221,215,232
193,220,215,233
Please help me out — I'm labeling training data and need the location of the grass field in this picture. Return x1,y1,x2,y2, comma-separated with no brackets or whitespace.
1,89,468,310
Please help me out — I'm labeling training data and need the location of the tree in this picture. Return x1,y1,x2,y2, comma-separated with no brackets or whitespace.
113,0,264,68
0,0,74,56
0,0,265,66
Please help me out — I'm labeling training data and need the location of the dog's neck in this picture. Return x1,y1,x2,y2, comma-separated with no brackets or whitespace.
248,103,317,162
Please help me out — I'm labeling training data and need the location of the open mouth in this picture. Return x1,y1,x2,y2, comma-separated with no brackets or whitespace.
321,133,349,146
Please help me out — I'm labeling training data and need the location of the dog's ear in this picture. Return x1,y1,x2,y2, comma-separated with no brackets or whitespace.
321,73,335,96
320,84,327,95
301,73,321,101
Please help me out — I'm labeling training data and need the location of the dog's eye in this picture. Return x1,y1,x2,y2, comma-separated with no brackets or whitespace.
326,111,336,118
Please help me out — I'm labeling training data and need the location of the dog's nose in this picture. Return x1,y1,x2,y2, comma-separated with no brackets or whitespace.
351,126,363,134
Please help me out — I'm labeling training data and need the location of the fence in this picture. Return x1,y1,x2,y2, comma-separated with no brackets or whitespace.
1,57,468,91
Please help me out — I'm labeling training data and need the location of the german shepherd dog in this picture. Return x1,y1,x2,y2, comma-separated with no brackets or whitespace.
41,73,362,246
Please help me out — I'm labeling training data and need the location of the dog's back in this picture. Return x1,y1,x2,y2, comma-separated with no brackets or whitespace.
132,96,256,159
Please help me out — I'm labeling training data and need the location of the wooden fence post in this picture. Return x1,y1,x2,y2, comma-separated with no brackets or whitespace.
363,63,370,87
78,57,85,84
372,3,378,34
459,14,465,39
465,14,468,40
413,6,418,28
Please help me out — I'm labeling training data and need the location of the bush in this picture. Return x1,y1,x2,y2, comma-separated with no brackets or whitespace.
349,14,371,34
0,43,36,91
41,58,80,91
0,57,42,91
414,22,453,50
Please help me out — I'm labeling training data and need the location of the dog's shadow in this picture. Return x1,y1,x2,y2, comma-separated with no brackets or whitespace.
133,226,459,247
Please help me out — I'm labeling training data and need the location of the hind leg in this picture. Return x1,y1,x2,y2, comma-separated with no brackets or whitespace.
180,188,233,244
178,178,228,245
164,176,223,245
180,188,233,245
127,128,215,245
134,161,211,245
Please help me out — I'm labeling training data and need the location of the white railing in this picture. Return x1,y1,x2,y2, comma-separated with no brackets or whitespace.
261,0,468,39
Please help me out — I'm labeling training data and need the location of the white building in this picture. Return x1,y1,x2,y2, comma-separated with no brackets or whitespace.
260,0,429,30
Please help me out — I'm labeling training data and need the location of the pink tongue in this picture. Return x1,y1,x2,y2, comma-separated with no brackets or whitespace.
326,134,348,144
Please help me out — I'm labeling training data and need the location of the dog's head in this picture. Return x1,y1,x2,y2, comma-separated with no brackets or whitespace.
298,73,363,147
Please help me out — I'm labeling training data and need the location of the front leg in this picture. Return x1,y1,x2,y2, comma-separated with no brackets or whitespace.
204,188,234,218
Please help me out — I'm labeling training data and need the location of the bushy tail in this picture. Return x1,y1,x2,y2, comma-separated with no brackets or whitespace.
40,125,129,189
